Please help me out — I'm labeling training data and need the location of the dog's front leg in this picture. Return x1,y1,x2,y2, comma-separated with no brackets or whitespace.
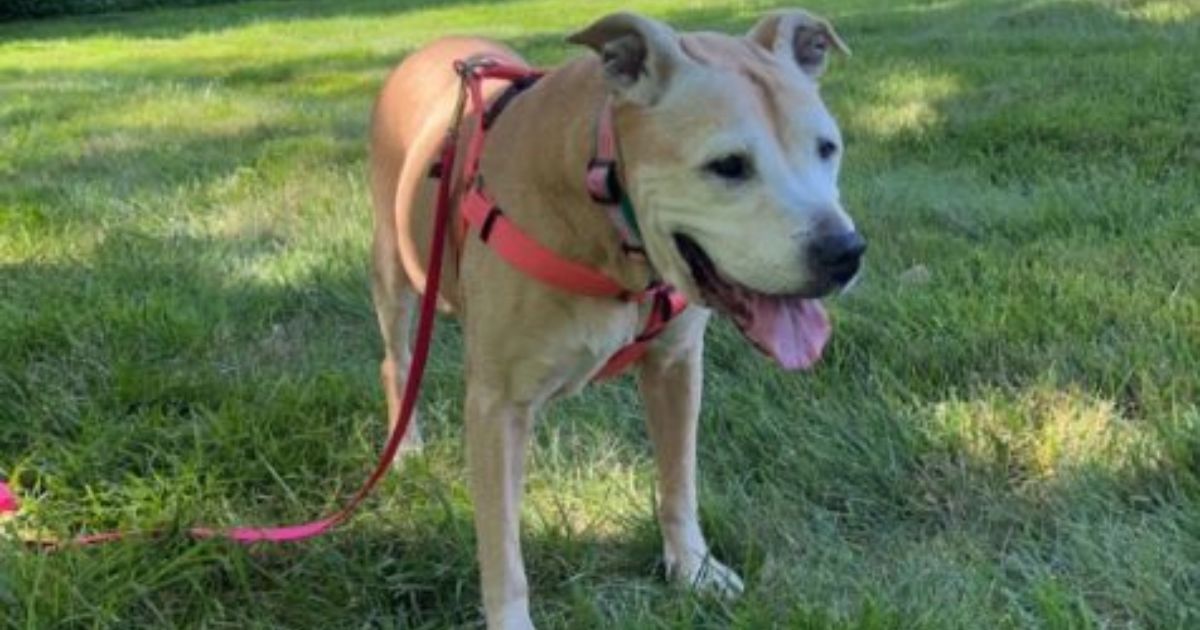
466,386,536,629
639,331,745,598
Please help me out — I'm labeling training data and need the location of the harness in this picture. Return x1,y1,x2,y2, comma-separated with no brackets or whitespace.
444,58,687,379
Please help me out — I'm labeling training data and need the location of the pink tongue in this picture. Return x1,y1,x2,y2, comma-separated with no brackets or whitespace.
742,295,831,370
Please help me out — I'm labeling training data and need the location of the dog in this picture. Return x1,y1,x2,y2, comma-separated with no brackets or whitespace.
368,9,862,628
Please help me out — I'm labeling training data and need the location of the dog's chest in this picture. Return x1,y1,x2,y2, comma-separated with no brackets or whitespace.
553,305,640,397
506,300,644,401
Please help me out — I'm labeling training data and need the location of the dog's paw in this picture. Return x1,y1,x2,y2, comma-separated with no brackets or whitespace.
666,550,745,598
389,430,425,469
488,600,535,630
399,431,425,454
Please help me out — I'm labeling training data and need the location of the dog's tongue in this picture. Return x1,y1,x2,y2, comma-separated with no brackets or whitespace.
742,294,830,370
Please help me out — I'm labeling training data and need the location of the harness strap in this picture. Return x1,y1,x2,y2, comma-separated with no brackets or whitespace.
457,61,547,186
594,287,689,379
461,190,642,300
585,98,618,203
447,59,689,371
585,98,645,253
451,61,658,303
483,75,539,130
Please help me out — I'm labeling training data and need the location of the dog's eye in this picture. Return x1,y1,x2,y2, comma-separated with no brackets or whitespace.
703,153,754,181
817,138,839,160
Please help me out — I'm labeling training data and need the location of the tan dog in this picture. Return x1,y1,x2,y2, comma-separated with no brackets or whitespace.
369,9,862,629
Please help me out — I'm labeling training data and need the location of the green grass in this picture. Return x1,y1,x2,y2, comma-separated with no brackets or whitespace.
2,0,1198,627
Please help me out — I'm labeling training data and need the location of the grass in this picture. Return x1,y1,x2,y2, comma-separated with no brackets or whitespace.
1,0,1198,627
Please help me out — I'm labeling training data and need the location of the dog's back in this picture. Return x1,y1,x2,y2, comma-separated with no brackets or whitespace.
369,37,523,305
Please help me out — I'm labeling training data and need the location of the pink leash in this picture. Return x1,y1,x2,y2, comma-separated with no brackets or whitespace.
0,89,461,550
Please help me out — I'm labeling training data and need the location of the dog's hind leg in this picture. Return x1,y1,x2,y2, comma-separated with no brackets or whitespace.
639,311,744,598
370,205,424,456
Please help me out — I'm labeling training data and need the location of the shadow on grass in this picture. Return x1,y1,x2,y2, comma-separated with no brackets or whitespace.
0,28,574,97
0,229,388,469
0,30,574,227
0,0,519,41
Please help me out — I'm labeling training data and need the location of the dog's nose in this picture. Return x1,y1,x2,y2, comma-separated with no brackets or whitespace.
809,231,866,286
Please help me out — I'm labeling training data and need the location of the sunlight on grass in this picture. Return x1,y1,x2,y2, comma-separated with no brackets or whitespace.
296,70,379,99
849,69,961,140
929,385,1160,486
526,463,650,539
88,90,287,135
1118,0,1200,24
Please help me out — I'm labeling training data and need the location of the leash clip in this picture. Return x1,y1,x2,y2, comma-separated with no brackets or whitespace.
447,61,491,142
454,57,499,79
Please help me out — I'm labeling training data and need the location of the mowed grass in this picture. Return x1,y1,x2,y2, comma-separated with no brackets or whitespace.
1,0,1198,626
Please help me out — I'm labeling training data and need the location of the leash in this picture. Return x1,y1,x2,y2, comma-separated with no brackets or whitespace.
0,65,467,550
0,55,686,547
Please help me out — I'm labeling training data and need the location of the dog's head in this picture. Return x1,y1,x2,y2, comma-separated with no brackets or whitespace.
569,9,862,370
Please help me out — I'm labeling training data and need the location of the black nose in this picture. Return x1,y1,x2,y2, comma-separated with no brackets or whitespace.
809,231,867,286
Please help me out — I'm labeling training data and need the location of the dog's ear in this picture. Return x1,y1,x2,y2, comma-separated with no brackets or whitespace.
747,10,849,79
567,12,685,106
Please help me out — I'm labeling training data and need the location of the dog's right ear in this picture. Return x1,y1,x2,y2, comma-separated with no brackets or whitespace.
747,10,849,79
567,12,685,106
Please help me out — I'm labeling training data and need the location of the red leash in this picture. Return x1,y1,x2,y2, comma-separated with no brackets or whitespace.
0,56,685,547
0,70,464,549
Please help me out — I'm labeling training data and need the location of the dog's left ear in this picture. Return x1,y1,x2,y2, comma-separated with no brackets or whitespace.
567,12,686,106
747,10,850,79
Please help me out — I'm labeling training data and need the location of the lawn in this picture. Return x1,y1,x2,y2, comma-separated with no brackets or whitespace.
1,0,1198,627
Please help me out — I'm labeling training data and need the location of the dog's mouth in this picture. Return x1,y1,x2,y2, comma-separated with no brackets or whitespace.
674,234,830,370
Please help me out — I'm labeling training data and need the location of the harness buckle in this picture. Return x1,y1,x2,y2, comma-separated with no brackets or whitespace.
586,158,619,205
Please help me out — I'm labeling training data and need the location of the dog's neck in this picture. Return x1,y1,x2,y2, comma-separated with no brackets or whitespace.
476,56,654,293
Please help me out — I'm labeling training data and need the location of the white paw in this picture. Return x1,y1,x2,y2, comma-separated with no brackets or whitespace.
389,428,424,468
399,429,424,453
488,600,534,630
666,549,745,598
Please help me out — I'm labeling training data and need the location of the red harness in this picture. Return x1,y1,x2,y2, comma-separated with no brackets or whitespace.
447,58,687,379
0,57,685,546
